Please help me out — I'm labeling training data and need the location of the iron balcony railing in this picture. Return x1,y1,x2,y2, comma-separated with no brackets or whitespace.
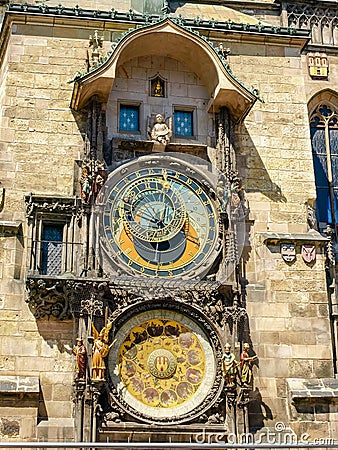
29,239,84,277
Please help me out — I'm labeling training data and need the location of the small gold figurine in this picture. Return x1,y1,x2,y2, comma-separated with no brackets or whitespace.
91,322,115,382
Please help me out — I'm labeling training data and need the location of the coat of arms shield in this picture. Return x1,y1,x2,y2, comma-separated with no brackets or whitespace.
301,244,316,263
281,243,296,262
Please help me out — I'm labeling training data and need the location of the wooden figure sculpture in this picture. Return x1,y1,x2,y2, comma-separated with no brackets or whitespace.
91,322,114,382
222,343,239,388
72,338,88,380
240,342,257,388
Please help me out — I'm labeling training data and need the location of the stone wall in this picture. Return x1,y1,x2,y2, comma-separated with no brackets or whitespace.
0,23,86,440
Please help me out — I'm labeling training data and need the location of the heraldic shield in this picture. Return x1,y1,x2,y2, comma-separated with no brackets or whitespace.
301,244,316,263
281,243,296,262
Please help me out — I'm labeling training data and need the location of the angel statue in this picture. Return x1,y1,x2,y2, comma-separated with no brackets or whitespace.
150,114,172,144
91,322,116,382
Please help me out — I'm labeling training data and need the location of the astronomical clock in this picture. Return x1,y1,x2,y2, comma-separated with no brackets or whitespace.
97,153,222,280
90,152,247,430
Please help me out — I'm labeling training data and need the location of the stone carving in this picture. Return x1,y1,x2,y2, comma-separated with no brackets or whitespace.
216,43,231,59
216,178,230,216
222,304,248,336
222,343,239,388
25,194,77,219
72,338,88,380
104,401,126,423
324,225,335,267
237,386,251,409
87,30,105,69
240,342,257,388
25,278,72,320
287,3,338,46
307,203,318,230
91,322,114,382
150,114,172,144
81,293,104,317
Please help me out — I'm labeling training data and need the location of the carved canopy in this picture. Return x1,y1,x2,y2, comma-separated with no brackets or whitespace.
70,19,258,122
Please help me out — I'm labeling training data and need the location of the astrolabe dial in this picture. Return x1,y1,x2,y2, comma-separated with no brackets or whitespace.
119,173,186,243
99,156,219,279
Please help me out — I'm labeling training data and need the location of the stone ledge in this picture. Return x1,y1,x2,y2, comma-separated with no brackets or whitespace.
0,220,22,235
0,376,39,394
287,378,338,401
259,231,328,243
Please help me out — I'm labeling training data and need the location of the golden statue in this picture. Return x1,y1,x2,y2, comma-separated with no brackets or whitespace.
91,322,115,382
154,80,163,97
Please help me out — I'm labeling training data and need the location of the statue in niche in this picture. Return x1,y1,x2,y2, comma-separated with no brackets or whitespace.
91,322,115,382
221,343,239,388
150,114,172,144
72,338,88,380
240,342,257,388
151,77,165,97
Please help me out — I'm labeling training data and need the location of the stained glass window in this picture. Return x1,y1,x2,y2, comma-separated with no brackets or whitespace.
174,110,193,136
41,224,64,275
119,105,139,132
310,103,338,229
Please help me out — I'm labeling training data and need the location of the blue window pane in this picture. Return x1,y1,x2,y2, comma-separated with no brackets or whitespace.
334,189,338,224
41,224,63,275
316,187,332,224
332,155,338,185
120,105,139,131
174,110,193,136
311,127,325,154
313,152,328,187
330,128,338,155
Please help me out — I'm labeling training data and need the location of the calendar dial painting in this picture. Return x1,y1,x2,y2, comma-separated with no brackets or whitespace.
108,310,217,420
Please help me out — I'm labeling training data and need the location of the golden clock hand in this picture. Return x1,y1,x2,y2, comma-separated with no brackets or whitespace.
185,233,200,246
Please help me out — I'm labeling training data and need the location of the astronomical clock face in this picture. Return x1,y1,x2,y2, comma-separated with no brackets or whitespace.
108,309,218,422
98,154,220,279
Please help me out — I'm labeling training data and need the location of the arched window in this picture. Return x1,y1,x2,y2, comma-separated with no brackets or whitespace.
310,103,338,230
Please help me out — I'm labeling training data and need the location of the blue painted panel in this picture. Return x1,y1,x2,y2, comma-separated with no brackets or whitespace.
174,110,193,136
120,105,139,131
